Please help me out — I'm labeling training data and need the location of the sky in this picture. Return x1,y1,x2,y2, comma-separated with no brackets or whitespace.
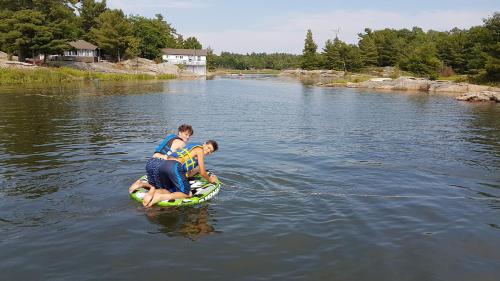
106,0,499,54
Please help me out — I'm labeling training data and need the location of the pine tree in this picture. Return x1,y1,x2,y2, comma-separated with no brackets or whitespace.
88,9,135,61
301,29,318,70
322,38,343,70
359,37,378,66
79,0,107,33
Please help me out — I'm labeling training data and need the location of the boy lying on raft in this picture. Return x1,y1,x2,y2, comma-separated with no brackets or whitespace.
130,140,219,207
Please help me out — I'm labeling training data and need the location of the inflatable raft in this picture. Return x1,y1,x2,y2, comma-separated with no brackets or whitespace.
130,174,221,207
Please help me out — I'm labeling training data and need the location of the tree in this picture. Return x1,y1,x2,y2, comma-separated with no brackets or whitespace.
183,36,202,49
301,29,318,70
40,1,81,59
88,9,136,61
175,34,184,48
322,38,343,70
0,10,20,57
399,42,441,79
481,12,500,81
1,9,48,61
0,1,80,61
79,0,107,33
206,47,216,71
370,29,405,66
359,36,378,66
342,44,363,72
129,14,177,60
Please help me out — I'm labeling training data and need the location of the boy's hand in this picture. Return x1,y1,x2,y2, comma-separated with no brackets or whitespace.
209,174,218,183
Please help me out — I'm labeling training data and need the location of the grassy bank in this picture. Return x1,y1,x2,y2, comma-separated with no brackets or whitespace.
0,67,176,85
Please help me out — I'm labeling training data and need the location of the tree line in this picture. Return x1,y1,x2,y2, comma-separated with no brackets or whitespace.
301,12,499,82
207,13,498,83
207,52,301,71
0,0,202,62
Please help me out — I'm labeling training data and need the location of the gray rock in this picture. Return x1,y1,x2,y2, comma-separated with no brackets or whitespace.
456,91,500,102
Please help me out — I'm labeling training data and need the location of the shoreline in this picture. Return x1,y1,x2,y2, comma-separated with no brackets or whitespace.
0,57,208,84
280,69,500,103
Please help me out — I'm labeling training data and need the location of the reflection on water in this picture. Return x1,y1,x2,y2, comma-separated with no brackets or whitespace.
145,206,218,240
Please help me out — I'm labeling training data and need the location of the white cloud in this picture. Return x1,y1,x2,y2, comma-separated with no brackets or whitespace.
190,9,490,54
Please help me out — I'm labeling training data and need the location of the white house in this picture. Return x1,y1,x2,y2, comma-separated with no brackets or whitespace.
161,48,207,75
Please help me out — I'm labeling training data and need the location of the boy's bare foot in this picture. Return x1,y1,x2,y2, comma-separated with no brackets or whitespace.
143,192,154,207
129,180,142,194
146,192,171,207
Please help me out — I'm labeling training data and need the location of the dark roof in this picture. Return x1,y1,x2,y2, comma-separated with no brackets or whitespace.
68,40,97,50
162,48,208,56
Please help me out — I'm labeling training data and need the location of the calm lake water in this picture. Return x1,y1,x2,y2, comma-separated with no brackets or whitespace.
0,76,499,280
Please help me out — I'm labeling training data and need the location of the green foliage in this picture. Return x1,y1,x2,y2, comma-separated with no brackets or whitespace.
206,47,216,71
4,9,48,61
399,42,441,79
79,0,107,33
129,14,177,60
183,37,202,49
88,9,135,61
0,1,190,63
358,36,378,66
322,38,363,72
210,52,300,70
435,28,468,73
301,29,319,70
480,12,500,81
0,1,80,60
322,38,343,70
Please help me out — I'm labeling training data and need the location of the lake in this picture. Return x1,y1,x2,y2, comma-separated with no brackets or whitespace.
0,76,499,280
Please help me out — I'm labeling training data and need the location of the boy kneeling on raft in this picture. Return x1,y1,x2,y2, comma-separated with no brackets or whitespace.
128,124,193,194
141,140,219,207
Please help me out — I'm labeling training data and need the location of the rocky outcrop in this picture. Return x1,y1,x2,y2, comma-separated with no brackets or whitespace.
47,58,182,76
456,91,500,102
0,59,38,69
280,69,345,78
350,77,432,91
343,77,499,100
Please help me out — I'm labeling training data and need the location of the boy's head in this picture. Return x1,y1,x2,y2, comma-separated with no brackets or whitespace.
177,124,193,142
203,140,218,155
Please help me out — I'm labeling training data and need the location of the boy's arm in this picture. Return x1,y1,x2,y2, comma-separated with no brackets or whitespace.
152,139,185,160
170,139,186,153
196,148,217,183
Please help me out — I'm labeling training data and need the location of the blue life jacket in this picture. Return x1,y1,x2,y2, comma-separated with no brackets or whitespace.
154,133,182,155
171,143,203,172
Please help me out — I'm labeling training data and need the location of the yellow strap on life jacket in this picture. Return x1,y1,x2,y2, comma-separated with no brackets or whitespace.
177,145,201,172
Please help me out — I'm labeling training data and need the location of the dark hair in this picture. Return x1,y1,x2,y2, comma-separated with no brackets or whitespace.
178,124,193,135
206,140,218,152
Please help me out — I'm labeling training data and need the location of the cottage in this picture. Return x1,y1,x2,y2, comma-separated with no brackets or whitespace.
61,40,98,62
161,48,207,75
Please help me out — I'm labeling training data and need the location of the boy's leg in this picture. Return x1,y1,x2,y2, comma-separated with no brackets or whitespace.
128,179,153,194
142,158,169,207
145,160,192,207
146,190,191,207
168,161,192,196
